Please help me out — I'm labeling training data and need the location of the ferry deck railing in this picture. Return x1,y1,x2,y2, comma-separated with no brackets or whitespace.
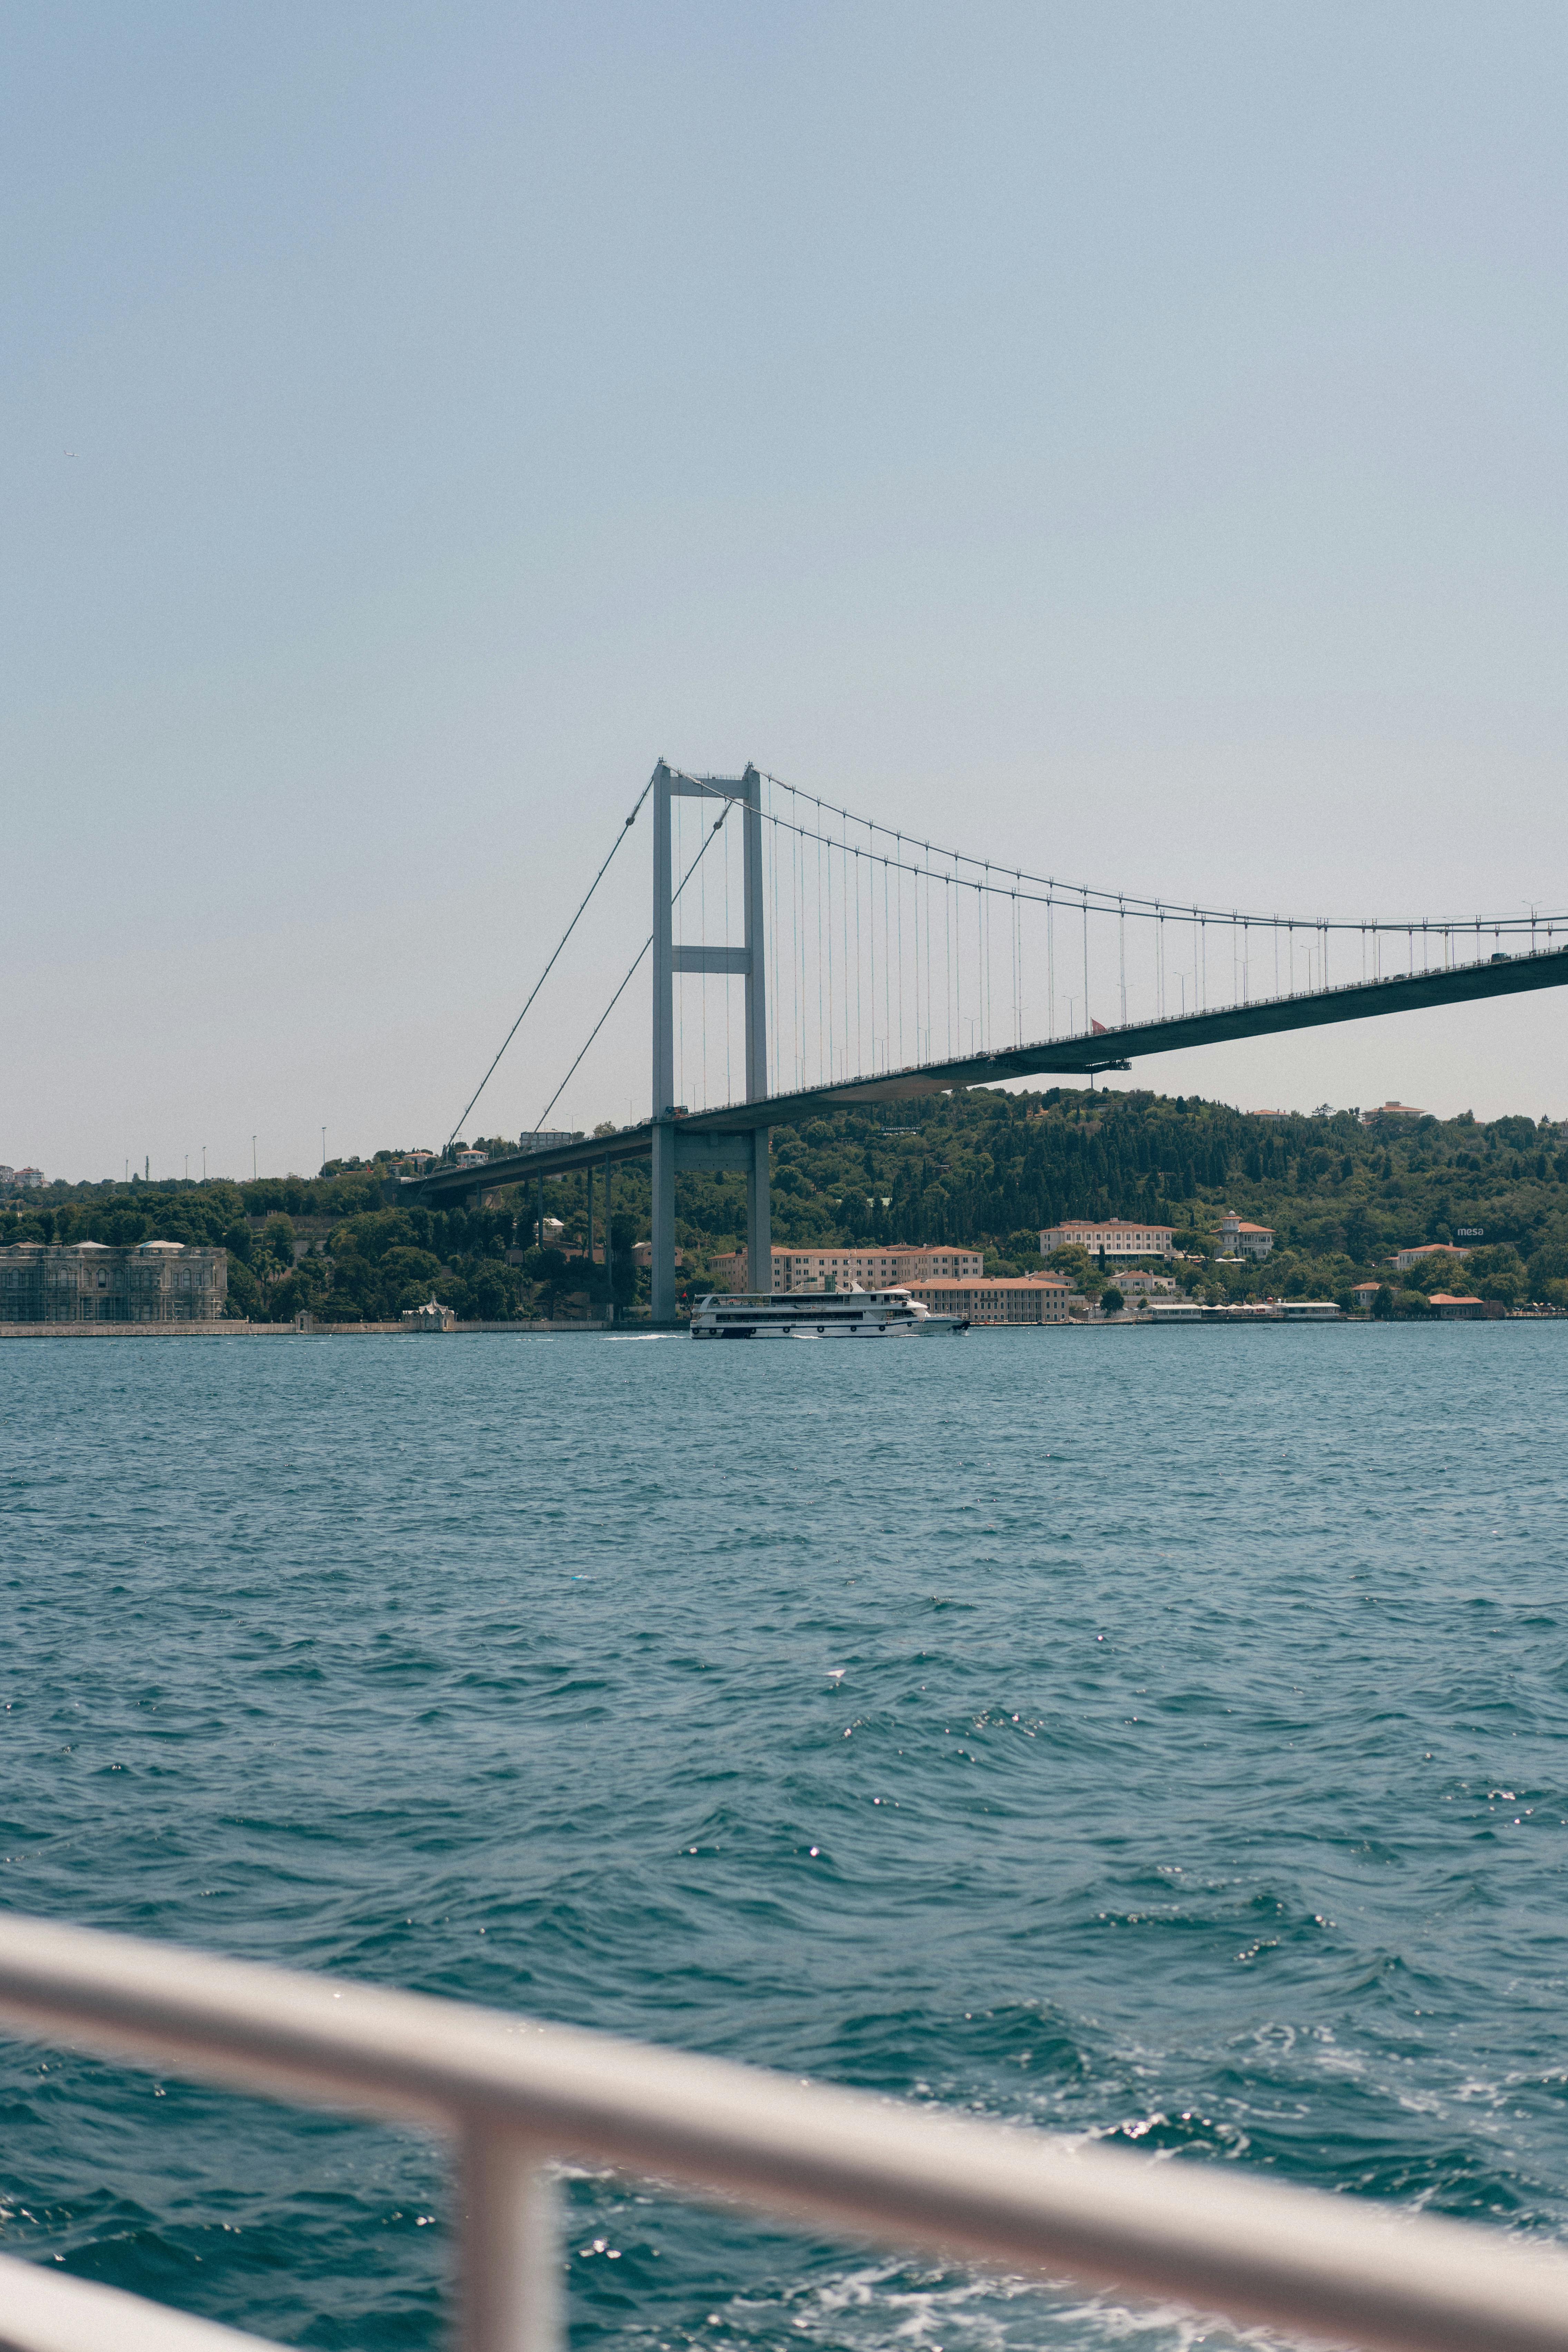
0,1915,1563,2352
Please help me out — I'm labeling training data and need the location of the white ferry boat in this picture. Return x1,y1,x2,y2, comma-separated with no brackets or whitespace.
690,1284,969,1339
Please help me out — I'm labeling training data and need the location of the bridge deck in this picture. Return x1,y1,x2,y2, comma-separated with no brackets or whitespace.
402,942,1568,1203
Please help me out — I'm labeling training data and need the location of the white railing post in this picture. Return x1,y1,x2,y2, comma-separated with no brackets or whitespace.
459,2130,562,2352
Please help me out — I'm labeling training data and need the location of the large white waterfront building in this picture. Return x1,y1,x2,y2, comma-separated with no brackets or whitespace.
0,1240,227,1323
904,1275,1074,1324
713,1245,983,1291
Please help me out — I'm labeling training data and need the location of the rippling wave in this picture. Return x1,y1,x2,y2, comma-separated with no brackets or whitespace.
1,1324,1565,2346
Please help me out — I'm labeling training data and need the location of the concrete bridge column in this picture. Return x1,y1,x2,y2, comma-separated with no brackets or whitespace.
650,1122,676,1325
649,759,769,1318
650,761,678,1323
740,765,769,1291
747,1129,770,1292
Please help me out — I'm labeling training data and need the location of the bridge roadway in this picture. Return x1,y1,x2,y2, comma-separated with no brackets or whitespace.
400,940,1568,1209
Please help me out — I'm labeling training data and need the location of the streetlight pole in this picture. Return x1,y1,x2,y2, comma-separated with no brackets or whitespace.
252,1136,257,1180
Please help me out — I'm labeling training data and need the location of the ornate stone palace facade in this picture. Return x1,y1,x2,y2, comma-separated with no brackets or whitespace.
0,1240,228,1323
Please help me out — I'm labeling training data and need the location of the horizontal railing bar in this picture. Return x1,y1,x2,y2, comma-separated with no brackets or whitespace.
0,2251,275,2352
0,1917,1565,2352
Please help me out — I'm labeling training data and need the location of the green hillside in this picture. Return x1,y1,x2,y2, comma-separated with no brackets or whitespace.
7,1087,1567,1319
668,1086,1568,1310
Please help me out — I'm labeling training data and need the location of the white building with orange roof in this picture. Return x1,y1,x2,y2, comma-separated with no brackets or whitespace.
904,1275,1074,1325
1216,1211,1274,1260
1039,1218,1174,1262
1360,1101,1430,1125
713,1244,983,1292
1391,1241,1469,1273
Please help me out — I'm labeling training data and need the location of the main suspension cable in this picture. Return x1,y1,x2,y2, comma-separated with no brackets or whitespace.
744,767,1563,938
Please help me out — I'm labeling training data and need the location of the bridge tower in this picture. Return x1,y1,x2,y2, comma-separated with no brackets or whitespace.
649,762,770,1324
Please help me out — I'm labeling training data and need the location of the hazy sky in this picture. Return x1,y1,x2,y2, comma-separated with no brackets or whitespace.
7,3,1566,1180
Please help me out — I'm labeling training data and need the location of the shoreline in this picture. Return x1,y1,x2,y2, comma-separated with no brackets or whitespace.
0,1315,1556,1340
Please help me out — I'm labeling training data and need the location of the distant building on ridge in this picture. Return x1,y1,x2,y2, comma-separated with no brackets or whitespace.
1391,1242,1470,1273
1039,1219,1174,1262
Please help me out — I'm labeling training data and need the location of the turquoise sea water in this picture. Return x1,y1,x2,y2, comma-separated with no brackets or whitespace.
1,1325,1566,2349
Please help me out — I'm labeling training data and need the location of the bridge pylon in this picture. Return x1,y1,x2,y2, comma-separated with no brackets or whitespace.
649,762,770,1323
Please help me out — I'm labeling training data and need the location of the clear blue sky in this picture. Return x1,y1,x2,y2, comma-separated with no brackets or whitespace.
6,3,1566,1178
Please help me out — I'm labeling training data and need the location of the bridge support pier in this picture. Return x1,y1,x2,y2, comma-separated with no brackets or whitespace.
650,1121,676,1324
650,760,769,1320
746,1128,770,1292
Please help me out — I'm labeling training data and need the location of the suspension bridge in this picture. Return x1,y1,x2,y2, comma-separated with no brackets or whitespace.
403,760,1568,1319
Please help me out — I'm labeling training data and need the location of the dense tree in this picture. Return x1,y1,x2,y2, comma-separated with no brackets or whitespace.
224,1259,263,1318
12,1091,1568,1318
258,1215,295,1272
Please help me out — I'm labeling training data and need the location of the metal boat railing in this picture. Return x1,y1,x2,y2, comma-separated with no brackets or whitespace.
0,1914,1563,2352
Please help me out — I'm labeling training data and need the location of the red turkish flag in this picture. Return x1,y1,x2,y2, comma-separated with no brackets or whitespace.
1090,1018,1108,1034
